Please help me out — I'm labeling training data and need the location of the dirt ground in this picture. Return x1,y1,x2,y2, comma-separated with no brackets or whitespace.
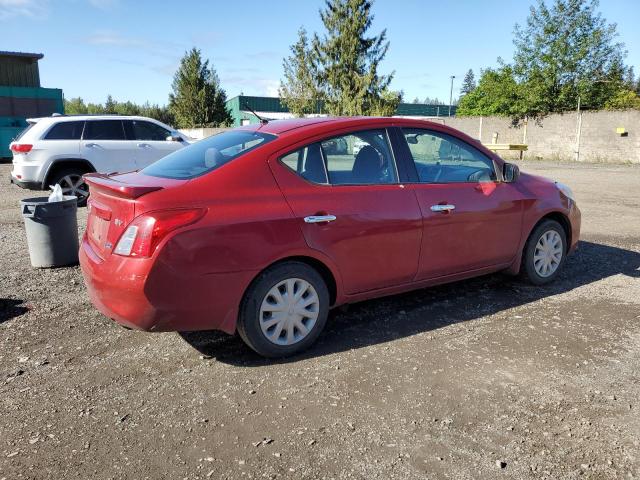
1,161,639,480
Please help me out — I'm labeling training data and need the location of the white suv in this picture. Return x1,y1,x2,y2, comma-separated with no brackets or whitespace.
9,115,190,205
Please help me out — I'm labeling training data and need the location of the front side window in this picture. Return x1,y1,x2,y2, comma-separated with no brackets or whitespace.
45,121,85,140
402,128,496,183
125,120,171,141
142,130,276,179
83,120,125,140
280,129,398,186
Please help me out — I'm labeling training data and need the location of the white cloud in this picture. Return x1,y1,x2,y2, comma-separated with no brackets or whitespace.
86,30,149,48
0,0,48,20
222,75,280,97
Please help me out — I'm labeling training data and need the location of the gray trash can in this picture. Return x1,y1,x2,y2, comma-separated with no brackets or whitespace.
21,196,79,268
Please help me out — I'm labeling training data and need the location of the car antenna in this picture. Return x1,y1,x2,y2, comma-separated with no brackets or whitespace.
242,102,269,125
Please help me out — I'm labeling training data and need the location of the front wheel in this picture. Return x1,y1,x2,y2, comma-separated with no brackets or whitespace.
521,219,567,285
237,262,330,358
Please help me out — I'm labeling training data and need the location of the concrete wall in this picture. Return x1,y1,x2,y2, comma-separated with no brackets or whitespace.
439,110,640,164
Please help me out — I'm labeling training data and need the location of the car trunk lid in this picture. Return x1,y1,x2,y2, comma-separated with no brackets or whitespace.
84,172,185,258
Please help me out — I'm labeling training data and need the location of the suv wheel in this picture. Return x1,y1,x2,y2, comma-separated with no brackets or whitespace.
237,262,330,358
521,219,567,285
50,169,90,206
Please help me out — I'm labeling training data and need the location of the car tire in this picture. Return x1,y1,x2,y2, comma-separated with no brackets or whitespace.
237,262,330,358
49,168,90,207
521,219,567,285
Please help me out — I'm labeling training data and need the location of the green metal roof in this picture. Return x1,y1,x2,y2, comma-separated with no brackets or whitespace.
225,95,456,122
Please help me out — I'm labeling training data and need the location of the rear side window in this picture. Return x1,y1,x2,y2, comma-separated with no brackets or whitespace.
322,130,397,185
281,144,328,184
124,120,171,141
280,129,398,185
45,121,84,140
142,130,276,179
83,120,125,140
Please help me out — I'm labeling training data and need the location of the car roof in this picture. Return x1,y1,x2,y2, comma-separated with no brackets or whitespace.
246,116,466,137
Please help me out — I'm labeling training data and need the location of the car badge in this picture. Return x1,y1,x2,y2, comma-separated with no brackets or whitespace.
114,218,124,226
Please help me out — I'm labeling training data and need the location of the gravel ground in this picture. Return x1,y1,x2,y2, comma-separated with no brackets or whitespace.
1,161,639,480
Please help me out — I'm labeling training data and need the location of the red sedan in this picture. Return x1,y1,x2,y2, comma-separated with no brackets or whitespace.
80,117,580,357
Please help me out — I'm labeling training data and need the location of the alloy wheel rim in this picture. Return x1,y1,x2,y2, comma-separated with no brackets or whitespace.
58,174,89,201
533,230,563,277
259,278,320,346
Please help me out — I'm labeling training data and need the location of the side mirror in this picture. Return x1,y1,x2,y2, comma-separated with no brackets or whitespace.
502,163,520,183
166,134,182,142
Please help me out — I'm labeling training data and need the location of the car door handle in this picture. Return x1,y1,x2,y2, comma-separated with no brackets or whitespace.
430,204,456,212
304,215,337,223
137,143,151,148
85,143,99,148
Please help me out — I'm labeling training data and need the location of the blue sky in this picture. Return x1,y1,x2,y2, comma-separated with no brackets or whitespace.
2,0,639,105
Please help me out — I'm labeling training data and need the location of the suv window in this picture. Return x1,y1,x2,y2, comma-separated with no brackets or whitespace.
142,130,276,179
280,129,398,186
83,120,125,140
402,128,496,183
124,120,171,141
44,121,85,140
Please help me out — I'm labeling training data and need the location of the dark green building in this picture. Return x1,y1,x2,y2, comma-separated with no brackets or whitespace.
0,51,64,158
225,95,456,127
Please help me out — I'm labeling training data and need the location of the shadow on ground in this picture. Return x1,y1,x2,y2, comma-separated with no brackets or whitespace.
0,298,29,324
180,240,640,365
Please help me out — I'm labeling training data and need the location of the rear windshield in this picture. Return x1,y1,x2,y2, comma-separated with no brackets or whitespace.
142,130,276,179
14,123,35,141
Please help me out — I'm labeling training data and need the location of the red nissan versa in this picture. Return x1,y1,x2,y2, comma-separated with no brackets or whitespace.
79,117,580,357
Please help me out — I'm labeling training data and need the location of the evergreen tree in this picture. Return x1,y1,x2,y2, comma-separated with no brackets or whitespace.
460,69,476,96
312,0,399,116
104,95,117,114
168,48,232,128
279,28,320,117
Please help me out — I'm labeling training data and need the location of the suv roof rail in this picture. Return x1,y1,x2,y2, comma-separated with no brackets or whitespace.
50,113,125,118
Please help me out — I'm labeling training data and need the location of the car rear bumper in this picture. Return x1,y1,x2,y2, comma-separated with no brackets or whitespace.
79,235,256,334
10,172,42,190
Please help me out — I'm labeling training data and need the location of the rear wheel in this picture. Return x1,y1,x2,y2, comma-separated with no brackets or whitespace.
50,169,90,206
237,262,329,358
521,219,567,285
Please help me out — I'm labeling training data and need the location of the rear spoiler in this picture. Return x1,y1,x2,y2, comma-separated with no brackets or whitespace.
84,173,163,199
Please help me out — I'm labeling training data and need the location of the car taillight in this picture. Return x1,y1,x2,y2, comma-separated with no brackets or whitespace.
11,144,33,153
113,208,205,258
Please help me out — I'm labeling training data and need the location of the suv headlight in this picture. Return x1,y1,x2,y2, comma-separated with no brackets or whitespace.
555,181,574,201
